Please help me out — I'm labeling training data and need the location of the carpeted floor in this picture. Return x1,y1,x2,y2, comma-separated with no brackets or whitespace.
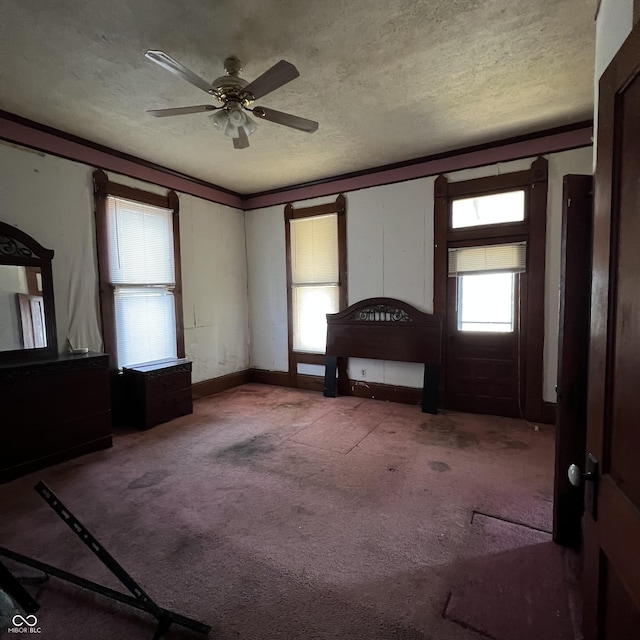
0,384,581,639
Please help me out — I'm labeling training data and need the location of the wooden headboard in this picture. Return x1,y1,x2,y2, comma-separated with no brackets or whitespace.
324,297,443,413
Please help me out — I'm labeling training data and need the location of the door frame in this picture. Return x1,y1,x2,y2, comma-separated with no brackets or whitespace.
434,157,548,421
582,22,640,638
445,237,526,417
552,174,593,548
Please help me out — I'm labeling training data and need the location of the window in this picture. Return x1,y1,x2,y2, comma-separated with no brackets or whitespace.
285,195,347,385
290,214,339,352
457,272,515,332
451,190,525,229
93,171,184,369
448,242,525,333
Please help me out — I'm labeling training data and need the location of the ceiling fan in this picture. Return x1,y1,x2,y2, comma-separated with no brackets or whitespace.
144,51,319,149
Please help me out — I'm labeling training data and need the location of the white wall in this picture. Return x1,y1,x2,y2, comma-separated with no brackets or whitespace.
245,204,289,371
595,0,634,80
346,179,434,387
246,147,593,403
593,0,635,168
0,142,103,354
0,141,249,384
180,195,248,382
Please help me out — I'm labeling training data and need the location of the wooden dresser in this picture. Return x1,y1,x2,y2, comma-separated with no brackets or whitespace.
122,357,193,430
0,352,111,483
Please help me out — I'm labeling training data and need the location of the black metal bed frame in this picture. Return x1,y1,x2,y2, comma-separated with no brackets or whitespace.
0,481,210,640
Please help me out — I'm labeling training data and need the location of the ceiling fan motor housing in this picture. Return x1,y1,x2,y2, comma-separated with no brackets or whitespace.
211,57,255,106
224,56,243,76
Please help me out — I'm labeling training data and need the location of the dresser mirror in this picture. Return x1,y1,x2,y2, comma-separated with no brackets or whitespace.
0,221,58,361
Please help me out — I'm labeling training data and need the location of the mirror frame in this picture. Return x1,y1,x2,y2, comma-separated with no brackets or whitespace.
0,221,58,362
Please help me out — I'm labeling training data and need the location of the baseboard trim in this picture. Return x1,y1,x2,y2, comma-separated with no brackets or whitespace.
541,401,556,425
247,369,321,391
296,374,325,392
248,369,423,406
349,380,422,405
191,369,251,399
248,369,290,386
243,369,550,417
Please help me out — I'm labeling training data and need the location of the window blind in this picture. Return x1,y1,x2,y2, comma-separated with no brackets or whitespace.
448,242,527,276
107,197,175,285
290,214,339,284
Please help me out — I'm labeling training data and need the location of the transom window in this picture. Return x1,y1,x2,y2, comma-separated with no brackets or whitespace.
451,190,525,229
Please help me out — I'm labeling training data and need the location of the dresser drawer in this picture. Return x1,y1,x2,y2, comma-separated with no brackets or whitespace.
145,387,193,429
3,366,109,431
145,370,191,399
1,412,111,468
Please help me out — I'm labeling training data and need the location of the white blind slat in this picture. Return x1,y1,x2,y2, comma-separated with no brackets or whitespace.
291,214,339,284
448,242,527,276
107,197,175,285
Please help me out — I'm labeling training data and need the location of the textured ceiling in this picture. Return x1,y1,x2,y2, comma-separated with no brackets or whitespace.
1,0,595,194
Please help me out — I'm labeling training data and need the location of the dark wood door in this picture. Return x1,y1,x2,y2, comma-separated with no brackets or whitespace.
553,175,593,548
445,272,522,417
582,24,640,639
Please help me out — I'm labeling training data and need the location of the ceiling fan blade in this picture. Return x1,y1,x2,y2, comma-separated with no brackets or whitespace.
145,50,212,93
252,106,319,133
233,127,250,149
243,60,299,100
147,105,219,117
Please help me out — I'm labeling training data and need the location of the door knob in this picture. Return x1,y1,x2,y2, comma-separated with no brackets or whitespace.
568,454,599,519
568,463,596,487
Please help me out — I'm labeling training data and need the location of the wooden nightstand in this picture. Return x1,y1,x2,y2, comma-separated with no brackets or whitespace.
122,357,193,430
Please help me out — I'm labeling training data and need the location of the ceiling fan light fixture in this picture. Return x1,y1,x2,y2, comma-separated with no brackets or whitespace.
243,116,257,136
210,109,228,129
210,106,257,139
228,108,245,127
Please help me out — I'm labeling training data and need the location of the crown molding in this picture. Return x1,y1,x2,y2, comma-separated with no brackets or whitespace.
242,121,593,210
1,110,592,212
0,111,243,209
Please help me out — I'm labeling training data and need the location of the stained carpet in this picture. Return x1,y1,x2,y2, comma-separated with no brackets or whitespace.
444,514,577,640
0,384,580,639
